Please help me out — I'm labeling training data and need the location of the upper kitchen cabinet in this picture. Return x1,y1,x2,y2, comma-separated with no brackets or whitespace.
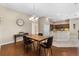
50,20,69,31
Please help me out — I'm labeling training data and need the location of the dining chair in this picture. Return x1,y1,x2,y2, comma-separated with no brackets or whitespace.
40,36,53,56
23,33,30,42
23,35,35,50
23,33,32,42
23,33,29,35
38,33,43,36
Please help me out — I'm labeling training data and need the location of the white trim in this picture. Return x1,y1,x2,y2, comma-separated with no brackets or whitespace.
0,39,23,47
1,41,14,46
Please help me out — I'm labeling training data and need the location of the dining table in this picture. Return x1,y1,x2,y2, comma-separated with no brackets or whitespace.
25,34,48,55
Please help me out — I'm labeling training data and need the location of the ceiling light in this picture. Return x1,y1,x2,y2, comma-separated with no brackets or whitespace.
29,16,39,22
29,3,39,22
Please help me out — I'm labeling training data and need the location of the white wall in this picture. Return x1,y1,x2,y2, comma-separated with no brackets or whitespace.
0,5,32,46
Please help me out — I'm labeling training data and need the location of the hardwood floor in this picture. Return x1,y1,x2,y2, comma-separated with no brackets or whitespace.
0,41,78,56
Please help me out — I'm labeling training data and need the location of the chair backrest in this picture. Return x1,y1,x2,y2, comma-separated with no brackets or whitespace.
38,33,43,36
47,36,53,47
24,33,29,35
23,35,30,44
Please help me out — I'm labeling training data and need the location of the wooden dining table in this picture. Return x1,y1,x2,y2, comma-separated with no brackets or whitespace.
25,34,48,55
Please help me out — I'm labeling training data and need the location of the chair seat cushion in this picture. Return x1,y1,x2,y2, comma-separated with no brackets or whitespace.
40,42,51,48
24,40,33,45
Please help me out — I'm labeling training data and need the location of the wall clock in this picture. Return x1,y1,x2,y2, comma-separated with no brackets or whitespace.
16,18,24,26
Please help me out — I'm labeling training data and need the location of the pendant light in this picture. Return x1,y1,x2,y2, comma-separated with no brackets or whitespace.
29,3,39,22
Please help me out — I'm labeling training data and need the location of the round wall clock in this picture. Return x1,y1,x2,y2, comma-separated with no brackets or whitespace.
16,18,24,26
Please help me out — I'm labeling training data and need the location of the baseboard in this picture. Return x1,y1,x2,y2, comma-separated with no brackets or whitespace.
1,41,14,46
0,39,23,46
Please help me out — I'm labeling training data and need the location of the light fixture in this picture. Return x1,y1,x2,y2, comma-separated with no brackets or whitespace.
29,3,39,22
29,16,39,22
29,16,35,21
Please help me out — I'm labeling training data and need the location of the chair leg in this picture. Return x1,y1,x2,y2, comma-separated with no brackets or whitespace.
46,49,50,56
40,46,41,55
44,48,46,56
47,49,49,56
51,47,52,55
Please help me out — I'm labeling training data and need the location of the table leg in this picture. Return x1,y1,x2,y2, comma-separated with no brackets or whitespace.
14,35,16,44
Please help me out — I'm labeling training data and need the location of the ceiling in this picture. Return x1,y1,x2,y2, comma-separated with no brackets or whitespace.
0,3,79,21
